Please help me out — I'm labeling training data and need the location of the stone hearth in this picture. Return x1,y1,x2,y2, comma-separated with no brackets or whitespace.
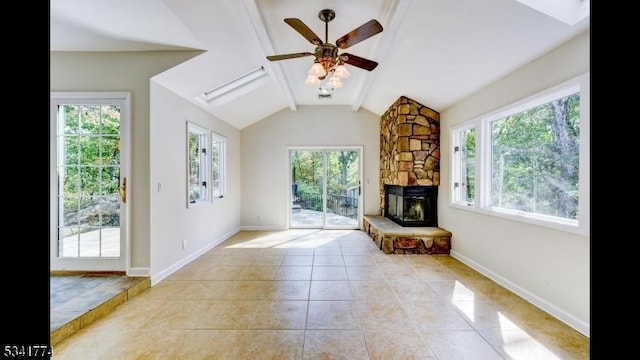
364,215,451,254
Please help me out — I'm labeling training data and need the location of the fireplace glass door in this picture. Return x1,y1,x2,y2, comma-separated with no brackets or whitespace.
289,148,362,229
385,185,437,226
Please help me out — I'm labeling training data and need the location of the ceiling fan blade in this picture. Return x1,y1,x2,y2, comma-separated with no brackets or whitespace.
335,19,383,49
342,53,379,71
284,18,323,45
266,52,314,61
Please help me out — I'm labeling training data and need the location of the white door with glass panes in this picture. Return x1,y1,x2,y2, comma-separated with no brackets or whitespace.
50,93,130,272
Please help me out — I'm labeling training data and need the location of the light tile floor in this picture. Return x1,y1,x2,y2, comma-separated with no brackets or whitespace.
52,229,589,359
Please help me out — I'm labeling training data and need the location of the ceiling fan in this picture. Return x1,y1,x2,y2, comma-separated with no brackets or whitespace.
266,9,383,89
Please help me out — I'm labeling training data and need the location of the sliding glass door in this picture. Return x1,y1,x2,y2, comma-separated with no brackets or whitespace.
289,147,362,229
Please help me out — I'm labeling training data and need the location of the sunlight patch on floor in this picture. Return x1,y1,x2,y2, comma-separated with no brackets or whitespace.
496,313,561,360
225,229,356,249
450,281,476,321
449,280,565,359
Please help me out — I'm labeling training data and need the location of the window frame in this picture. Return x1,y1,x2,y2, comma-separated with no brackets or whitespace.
450,73,589,236
451,124,477,206
186,121,210,206
211,132,227,199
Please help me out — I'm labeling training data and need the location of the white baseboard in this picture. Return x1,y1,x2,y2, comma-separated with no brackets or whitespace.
240,225,287,231
450,250,590,337
127,267,150,277
150,227,241,286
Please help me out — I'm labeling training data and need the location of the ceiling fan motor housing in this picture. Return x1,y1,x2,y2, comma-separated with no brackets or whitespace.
315,43,340,76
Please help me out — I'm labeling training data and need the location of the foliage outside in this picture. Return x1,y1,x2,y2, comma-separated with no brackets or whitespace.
291,150,359,218
211,137,224,198
188,132,205,202
58,104,121,258
490,92,580,219
461,128,476,203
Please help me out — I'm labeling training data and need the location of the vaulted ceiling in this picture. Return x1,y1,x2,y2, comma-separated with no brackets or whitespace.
50,0,589,129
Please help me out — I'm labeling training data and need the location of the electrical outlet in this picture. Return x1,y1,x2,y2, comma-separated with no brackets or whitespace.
182,240,187,249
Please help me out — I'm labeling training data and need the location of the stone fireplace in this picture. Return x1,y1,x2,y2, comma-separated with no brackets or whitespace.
363,95,450,254
379,96,441,224
364,96,450,254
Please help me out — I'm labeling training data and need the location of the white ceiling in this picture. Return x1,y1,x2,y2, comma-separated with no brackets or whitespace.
50,0,589,129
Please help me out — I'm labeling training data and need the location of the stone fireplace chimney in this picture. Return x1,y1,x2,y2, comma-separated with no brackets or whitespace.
379,96,441,215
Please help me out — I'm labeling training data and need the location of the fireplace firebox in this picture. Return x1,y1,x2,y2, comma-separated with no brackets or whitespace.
384,185,437,227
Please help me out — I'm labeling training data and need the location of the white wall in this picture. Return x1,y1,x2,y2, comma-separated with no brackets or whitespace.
50,51,201,273
439,30,590,335
241,105,380,228
149,81,241,282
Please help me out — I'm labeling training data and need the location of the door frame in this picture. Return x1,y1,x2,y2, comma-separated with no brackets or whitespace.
50,92,131,272
287,146,363,230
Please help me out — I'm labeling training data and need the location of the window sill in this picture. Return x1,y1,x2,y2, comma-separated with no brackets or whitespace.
449,202,588,237
188,200,210,208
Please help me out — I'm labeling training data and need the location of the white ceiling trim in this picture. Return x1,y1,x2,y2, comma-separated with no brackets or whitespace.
351,0,413,111
237,0,297,111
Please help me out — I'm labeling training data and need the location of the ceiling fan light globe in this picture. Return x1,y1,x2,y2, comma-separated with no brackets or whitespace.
304,75,321,86
333,64,350,79
308,63,327,77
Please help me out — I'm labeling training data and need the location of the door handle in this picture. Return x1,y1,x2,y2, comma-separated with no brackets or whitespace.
119,176,127,203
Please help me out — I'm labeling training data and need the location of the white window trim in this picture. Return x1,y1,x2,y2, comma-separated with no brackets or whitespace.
211,132,227,200
450,73,589,236
186,121,210,207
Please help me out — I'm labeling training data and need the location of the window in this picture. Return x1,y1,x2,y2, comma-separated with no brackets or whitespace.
186,123,227,205
211,133,226,199
490,92,580,220
451,74,588,234
187,122,209,204
452,126,476,205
